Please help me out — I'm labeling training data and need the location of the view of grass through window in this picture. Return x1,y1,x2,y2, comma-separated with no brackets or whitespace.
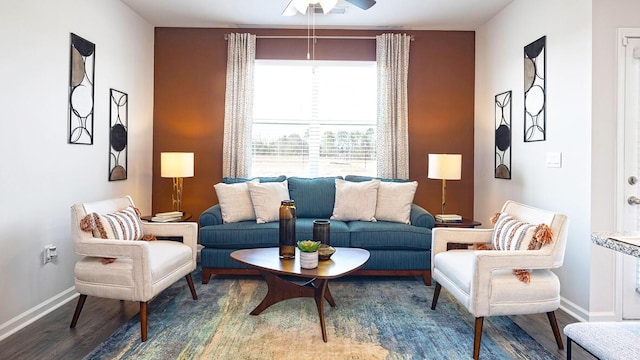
251,60,377,177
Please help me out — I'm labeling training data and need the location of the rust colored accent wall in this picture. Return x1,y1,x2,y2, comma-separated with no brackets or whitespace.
153,28,475,220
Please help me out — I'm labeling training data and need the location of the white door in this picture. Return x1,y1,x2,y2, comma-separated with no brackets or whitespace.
620,33,640,319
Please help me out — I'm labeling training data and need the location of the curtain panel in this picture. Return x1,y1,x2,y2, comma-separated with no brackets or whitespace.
376,33,411,179
222,33,256,178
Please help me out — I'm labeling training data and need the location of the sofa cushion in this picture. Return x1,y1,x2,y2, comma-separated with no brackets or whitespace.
247,180,290,223
200,221,280,248
288,177,342,219
348,220,432,250
222,175,286,184
213,179,258,223
375,181,418,224
294,218,350,247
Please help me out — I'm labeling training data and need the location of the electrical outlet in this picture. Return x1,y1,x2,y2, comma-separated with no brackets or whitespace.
43,244,57,264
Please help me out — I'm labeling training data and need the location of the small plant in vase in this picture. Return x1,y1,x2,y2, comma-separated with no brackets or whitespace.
297,240,320,269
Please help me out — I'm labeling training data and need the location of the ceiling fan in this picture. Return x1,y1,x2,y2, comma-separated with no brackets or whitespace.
282,0,376,16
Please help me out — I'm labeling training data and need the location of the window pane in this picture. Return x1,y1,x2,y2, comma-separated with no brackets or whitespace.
251,60,376,178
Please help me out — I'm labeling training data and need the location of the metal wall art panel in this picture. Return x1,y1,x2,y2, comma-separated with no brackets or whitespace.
109,89,128,181
524,36,546,142
495,90,512,179
68,33,95,145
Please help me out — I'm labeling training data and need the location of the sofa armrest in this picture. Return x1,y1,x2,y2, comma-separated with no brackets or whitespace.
199,204,223,227
410,204,435,228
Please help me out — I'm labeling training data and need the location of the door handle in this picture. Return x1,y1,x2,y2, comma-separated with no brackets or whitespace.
629,196,640,205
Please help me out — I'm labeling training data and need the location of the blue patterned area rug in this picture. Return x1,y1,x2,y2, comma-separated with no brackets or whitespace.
84,269,556,360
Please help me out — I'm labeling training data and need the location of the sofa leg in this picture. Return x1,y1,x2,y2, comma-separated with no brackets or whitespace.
202,268,213,284
421,270,432,286
431,282,441,310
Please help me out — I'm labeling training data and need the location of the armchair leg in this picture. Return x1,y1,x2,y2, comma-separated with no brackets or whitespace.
547,311,564,349
186,274,198,300
431,282,441,310
474,317,484,360
140,302,147,342
69,294,87,328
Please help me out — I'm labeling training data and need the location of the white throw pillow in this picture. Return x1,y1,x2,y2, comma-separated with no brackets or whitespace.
331,179,380,222
374,181,418,224
247,180,290,223
214,179,258,223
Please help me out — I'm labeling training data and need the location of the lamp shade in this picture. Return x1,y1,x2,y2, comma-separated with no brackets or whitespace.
428,154,462,180
161,152,194,178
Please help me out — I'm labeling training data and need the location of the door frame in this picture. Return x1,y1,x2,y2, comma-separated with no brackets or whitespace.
616,28,640,319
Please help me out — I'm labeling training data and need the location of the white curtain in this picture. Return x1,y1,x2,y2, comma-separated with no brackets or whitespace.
376,33,411,179
222,33,256,178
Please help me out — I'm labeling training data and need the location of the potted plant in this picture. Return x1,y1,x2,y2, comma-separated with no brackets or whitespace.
297,240,320,269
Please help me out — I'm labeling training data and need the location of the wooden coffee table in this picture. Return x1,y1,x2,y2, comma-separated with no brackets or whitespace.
230,247,370,342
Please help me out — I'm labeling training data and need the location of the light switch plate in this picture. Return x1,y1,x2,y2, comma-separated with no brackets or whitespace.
546,152,562,168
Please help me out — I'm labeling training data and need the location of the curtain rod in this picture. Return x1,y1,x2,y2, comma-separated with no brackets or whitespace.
223,34,415,41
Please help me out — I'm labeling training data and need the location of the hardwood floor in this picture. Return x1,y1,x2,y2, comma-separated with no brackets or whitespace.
0,289,592,360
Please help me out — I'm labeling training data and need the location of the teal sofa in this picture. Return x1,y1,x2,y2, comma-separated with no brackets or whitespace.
199,176,435,285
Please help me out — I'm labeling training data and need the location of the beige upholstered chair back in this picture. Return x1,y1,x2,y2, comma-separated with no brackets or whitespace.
501,200,569,268
71,195,136,255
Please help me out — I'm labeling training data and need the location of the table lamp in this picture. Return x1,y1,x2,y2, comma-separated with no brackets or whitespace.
428,153,462,216
161,152,194,212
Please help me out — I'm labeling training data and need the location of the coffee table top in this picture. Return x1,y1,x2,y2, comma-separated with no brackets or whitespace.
231,247,370,280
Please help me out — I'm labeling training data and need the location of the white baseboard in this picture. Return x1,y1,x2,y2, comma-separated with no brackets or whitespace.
560,296,589,322
0,287,78,341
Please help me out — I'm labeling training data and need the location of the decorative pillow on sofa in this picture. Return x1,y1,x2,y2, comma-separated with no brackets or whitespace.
214,179,258,223
247,180,290,223
81,206,145,240
288,176,342,219
331,179,380,222
374,181,418,224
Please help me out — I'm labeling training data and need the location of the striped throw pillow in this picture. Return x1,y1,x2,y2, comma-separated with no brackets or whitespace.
492,213,542,251
88,206,144,240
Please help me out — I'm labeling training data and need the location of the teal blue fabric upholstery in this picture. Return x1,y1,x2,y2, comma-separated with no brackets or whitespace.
288,176,341,219
295,218,350,247
344,175,410,183
199,177,435,284
222,175,287,184
348,221,432,250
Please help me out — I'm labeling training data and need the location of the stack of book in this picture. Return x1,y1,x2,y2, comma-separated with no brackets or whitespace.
435,214,463,223
151,211,184,222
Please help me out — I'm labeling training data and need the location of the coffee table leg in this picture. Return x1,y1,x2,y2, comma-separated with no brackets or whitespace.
313,279,329,342
250,271,334,342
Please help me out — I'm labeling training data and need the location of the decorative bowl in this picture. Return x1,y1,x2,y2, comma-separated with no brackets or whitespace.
318,244,336,261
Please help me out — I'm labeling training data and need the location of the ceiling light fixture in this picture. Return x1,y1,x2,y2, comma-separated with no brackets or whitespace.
282,0,338,16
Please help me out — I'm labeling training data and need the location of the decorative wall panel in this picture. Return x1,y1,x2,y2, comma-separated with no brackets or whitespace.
524,36,546,142
109,89,128,181
68,33,95,145
495,90,512,179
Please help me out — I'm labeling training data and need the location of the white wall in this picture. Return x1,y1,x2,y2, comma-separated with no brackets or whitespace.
0,0,154,339
475,0,593,319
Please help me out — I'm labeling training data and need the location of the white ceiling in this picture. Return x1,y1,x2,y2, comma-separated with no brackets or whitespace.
120,0,514,31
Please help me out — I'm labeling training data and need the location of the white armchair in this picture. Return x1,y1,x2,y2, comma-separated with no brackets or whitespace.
430,200,569,359
69,196,198,342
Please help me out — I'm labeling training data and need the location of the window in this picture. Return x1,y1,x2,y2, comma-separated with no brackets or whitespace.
251,60,377,177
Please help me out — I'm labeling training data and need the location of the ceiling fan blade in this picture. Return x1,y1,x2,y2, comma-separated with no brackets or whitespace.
345,0,376,10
